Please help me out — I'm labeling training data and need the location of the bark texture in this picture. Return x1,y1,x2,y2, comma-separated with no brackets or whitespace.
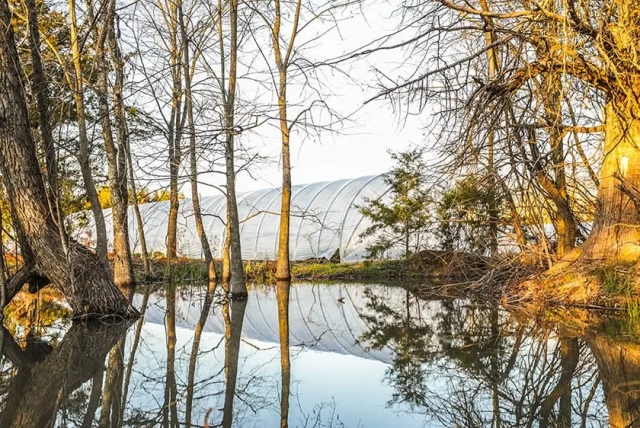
92,0,135,295
580,102,640,264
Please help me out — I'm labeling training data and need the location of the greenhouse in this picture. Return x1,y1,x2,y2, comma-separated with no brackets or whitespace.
82,175,391,263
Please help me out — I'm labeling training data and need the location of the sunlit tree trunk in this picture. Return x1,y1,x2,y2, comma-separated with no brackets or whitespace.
164,0,183,266
67,0,109,270
219,0,246,297
580,100,640,264
0,0,136,317
271,0,302,281
107,0,136,292
91,0,135,296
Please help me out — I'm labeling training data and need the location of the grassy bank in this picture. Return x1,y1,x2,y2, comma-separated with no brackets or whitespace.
132,250,527,284
134,257,422,283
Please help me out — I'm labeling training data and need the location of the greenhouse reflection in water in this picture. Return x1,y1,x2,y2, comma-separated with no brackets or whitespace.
0,283,635,427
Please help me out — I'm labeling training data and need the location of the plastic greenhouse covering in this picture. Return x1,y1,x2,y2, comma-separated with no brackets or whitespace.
77,175,391,262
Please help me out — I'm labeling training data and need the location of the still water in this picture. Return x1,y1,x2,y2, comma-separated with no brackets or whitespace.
0,283,636,427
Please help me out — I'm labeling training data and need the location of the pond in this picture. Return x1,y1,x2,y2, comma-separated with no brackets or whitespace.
0,282,636,427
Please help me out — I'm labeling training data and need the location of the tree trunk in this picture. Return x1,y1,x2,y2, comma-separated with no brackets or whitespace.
92,0,135,296
222,222,231,288
0,0,137,317
271,0,300,281
178,0,217,283
107,0,136,293
26,0,63,232
67,0,110,270
539,69,577,258
580,101,640,264
224,0,246,297
165,0,183,265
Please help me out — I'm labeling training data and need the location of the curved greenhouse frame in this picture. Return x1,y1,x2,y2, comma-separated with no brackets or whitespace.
85,175,391,262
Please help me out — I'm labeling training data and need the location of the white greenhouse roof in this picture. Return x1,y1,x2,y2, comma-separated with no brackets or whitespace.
79,175,391,262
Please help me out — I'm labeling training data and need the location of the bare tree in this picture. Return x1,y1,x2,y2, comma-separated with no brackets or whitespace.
216,0,246,296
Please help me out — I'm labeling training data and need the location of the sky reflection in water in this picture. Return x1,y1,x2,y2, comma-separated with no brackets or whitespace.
0,283,634,427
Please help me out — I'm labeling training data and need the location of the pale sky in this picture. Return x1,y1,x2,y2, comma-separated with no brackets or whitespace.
232,2,430,193
124,0,431,195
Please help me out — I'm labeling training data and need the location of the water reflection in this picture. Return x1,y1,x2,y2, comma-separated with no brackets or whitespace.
3,283,640,427
0,320,131,428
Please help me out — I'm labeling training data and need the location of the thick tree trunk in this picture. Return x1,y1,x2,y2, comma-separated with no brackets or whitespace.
107,0,136,293
225,144,247,297
580,102,640,264
0,0,137,317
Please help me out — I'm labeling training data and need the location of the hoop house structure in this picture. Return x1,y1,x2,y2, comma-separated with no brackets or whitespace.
79,175,390,262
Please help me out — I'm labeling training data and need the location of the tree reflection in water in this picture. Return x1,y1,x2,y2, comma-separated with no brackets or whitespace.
277,280,291,428
4,284,640,427
358,287,618,427
0,320,131,428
